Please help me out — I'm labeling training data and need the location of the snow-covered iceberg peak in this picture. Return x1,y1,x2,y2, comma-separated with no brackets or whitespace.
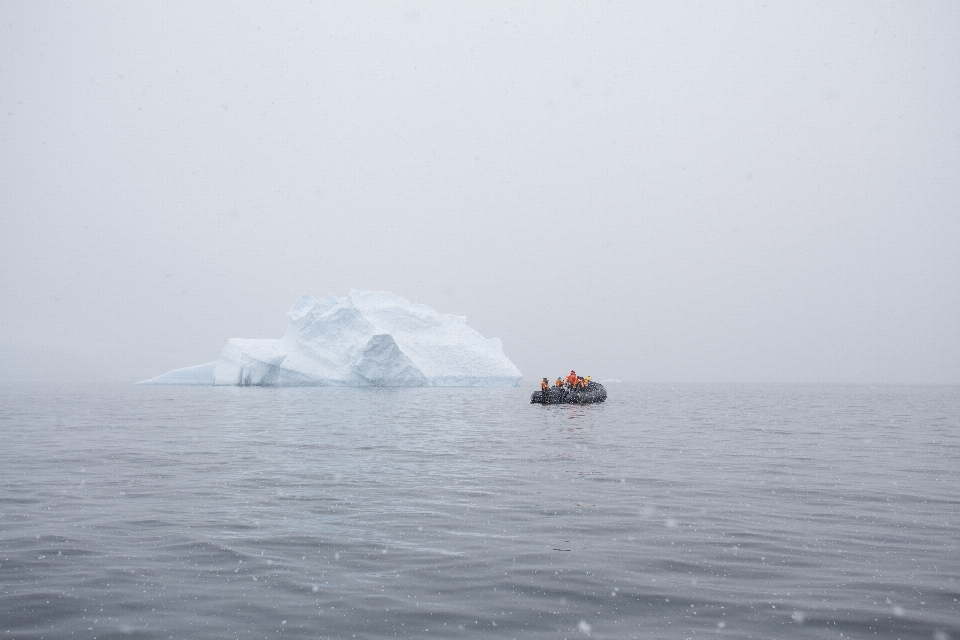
139,290,522,387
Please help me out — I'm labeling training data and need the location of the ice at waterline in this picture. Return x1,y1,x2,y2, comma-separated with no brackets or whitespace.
139,291,523,387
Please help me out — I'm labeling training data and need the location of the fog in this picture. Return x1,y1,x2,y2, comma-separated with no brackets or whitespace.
2,1,958,383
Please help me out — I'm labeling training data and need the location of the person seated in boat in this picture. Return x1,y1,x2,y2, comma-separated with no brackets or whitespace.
541,378,550,392
585,376,592,387
577,376,586,389
555,377,564,389
566,370,578,388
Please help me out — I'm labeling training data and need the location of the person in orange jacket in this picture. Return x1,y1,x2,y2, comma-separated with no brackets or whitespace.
566,370,578,387
555,377,564,388
541,378,550,391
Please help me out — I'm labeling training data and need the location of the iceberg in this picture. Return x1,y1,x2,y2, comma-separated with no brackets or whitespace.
139,290,522,387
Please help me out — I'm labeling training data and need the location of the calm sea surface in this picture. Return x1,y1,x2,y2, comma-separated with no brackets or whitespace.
1,383,958,639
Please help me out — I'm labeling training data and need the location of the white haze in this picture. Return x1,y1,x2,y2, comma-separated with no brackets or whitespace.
1,1,958,383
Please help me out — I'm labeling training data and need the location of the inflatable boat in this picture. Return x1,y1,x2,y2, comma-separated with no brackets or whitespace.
531,382,607,405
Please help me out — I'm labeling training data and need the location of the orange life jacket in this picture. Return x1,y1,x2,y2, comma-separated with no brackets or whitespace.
566,372,577,386
541,380,549,390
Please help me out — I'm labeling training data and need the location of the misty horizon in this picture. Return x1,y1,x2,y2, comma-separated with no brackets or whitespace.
2,1,959,384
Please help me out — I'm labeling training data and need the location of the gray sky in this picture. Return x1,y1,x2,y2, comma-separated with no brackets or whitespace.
2,1,959,383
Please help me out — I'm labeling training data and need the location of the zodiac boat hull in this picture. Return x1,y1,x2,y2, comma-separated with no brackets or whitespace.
531,383,607,405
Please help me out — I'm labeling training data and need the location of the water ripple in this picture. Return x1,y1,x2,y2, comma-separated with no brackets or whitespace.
1,382,958,639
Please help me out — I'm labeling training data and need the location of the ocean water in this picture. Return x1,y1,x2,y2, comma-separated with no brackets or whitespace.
1,382,958,640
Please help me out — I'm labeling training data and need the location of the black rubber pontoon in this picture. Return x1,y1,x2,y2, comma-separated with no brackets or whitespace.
531,382,606,405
